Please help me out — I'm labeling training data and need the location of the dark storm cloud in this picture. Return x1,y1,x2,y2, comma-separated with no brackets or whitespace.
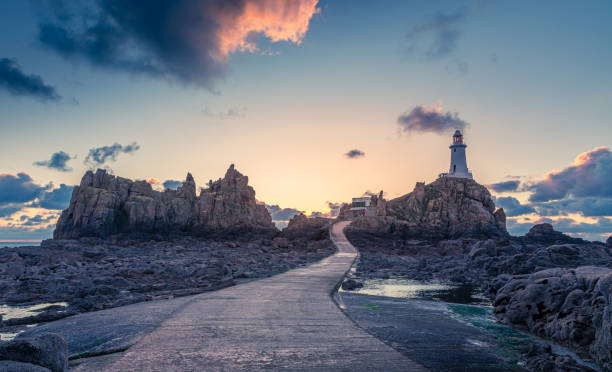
0,58,60,101
0,173,46,205
345,149,365,159
33,151,74,172
528,146,612,202
397,103,469,134
163,180,182,190
486,180,521,193
36,0,319,89
405,8,467,59
37,184,75,210
492,196,535,217
84,142,140,168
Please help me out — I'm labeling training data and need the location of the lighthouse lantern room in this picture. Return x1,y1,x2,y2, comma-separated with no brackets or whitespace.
440,130,473,179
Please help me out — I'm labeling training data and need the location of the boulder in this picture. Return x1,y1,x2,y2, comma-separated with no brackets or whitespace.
493,266,612,369
526,223,583,244
0,333,67,372
54,165,276,239
341,279,364,290
606,236,612,249
0,361,51,372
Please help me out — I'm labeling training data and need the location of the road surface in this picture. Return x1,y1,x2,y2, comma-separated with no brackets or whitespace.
97,222,426,371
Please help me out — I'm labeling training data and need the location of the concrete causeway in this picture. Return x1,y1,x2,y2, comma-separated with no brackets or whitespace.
96,222,426,371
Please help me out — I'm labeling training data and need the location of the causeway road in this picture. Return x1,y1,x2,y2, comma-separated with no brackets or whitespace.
100,222,426,371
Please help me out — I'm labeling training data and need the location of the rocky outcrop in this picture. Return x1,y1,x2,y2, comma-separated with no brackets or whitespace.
281,213,331,240
493,267,612,370
0,333,67,372
54,165,275,239
357,177,507,239
526,223,584,244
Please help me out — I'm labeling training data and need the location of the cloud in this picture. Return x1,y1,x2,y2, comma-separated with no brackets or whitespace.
84,142,140,168
202,106,247,119
0,225,55,241
163,180,182,190
405,8,467,59
492,196,535,217
528,146,612,202
33,151,74,172
345,149,365,159
0,58,60,101
397,102,469,134
265,204,301,221
0,205,22,218
37,184,75,210
533,197,612,218
37,0,320,89
487,180,521,193
506,216,612,242
0,173,46,205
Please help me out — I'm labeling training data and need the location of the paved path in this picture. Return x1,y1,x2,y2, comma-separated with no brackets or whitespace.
101,222,426,371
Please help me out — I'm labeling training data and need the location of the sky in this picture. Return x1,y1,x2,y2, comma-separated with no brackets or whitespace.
0,0,611,241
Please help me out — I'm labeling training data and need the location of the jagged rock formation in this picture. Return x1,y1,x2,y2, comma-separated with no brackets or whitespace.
54,165,275,239
493,266,612,370
349,177,506,239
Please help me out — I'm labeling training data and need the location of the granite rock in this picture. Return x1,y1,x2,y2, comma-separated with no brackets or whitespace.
54,165,275,239
0,333,67,372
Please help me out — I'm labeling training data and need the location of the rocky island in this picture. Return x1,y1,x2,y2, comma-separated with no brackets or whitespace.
342,176,612,371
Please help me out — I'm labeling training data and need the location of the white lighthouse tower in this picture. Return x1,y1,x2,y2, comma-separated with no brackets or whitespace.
443,129,472,179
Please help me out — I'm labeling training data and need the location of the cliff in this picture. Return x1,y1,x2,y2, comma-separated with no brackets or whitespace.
54,165,275,239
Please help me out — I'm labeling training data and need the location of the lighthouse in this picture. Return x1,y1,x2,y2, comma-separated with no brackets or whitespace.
443,129,473,179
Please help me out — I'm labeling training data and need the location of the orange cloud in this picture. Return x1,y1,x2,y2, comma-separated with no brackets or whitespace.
213,0,319,61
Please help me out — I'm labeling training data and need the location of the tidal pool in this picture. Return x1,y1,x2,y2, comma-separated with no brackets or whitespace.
341,278,490,305
0,302,69,341
340,278,601,371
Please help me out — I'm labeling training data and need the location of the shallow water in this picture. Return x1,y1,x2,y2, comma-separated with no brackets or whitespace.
341,278,601,371
0,302,68,341
341,277,490,305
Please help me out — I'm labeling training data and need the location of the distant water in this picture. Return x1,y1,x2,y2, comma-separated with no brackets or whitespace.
0,241,41,249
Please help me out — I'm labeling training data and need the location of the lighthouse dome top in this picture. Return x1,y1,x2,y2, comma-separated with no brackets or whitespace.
453,129,462,137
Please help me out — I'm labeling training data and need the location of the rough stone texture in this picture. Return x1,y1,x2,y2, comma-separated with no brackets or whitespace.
493,267,612,370
0,333,67,372
351,177,507,240
0,360,51,372
523,343,597,372
280,213,331,241
54,165,275,239
606,236,612,249
526,223,585,244
0,236,335,321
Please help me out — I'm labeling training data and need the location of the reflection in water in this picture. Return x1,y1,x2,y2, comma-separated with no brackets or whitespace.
342,278,489,305
0,302,68,341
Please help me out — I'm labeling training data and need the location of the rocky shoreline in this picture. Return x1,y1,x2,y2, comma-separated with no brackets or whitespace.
344,224,612,371
0,231,334,327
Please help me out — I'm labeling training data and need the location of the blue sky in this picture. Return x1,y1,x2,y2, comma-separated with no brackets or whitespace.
1,0,611,240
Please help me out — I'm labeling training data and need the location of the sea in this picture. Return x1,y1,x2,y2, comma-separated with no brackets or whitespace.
0,241,41,249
